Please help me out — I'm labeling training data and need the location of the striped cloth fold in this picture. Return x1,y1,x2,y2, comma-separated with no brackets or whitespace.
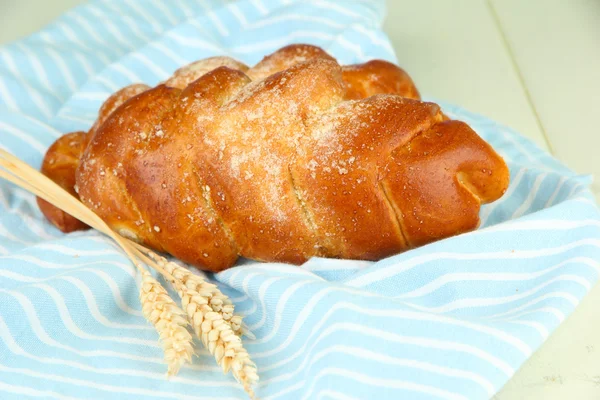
0,0,599,399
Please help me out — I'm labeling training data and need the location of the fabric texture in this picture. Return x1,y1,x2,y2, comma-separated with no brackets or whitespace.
1,0,599,399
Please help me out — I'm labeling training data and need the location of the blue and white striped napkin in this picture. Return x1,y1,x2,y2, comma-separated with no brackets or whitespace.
1,1,599,399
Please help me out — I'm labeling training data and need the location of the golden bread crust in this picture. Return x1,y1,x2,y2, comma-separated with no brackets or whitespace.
342,59,420,100
37,131,88,233
37,45,509,271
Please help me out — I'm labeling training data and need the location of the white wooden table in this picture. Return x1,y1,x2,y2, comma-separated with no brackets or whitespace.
1,0,599,398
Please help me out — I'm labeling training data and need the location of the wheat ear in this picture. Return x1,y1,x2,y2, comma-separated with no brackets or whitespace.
140,270,194,376
180,278,258,398
136,245,252,339
134,247,259,398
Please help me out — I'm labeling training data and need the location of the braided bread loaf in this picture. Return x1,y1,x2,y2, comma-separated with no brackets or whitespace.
38,44,509,272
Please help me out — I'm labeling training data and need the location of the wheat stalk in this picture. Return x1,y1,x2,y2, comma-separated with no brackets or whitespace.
140,270,194,376
0,151,196,376
0,149,258,396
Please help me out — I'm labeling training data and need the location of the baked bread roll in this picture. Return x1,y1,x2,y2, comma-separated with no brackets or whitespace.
38,44,509,272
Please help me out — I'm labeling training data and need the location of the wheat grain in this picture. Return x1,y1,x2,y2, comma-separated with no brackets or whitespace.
132,248,258,397
137,249,259,397
176,278,259,398
141,250,252,337
139,270,195,376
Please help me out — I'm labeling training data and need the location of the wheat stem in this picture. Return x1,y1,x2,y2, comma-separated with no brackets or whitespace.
0,153,140,267
0,151,195,375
